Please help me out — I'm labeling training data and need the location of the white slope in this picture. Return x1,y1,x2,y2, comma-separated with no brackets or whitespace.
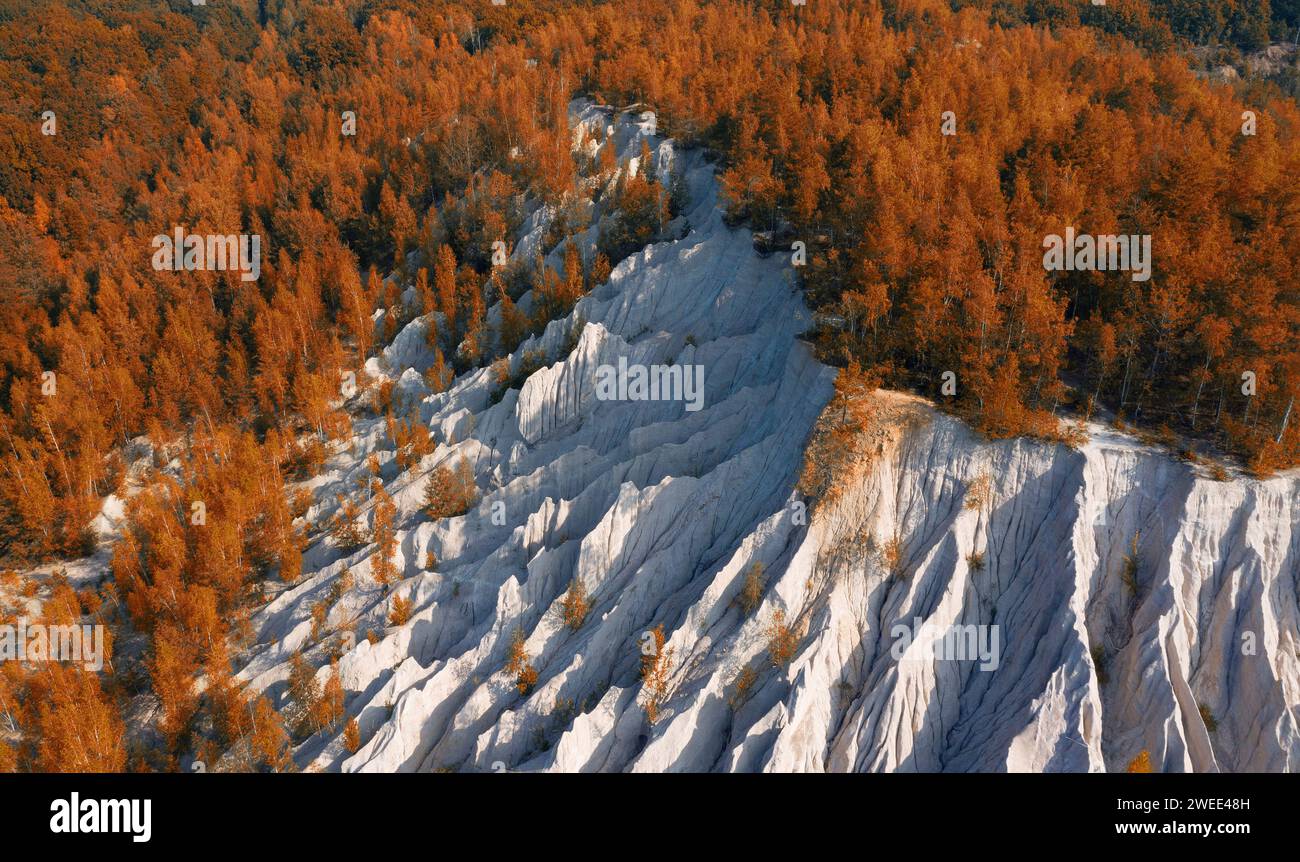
233,103,1300,773
764,395,1300,773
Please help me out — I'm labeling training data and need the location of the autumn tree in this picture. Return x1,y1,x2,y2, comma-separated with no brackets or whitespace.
599,159,667,264
330,495,366,551
370,487,399,587
433,244,459,337
287,652,321,739
150,623,201,752
249,695,292,772
344,717,361,753
497,279,529,354
423,458,478,520
640,623,674,724
766,610,797,668
504,628,537,695
426,348,452,394
799,361,879,506
1126,750,1155,773
312,661,345,733
388,594,412,627
32,665,127,772
738,562,765,615
561,578,589,630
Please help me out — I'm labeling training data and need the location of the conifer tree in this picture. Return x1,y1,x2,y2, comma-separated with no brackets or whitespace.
371,487,399,587
505,628,537,695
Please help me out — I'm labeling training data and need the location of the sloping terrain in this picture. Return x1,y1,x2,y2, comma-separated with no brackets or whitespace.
232,105,1300,773
763,394,1300,773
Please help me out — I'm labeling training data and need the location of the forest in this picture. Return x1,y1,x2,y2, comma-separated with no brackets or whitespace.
0,0,1296,770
